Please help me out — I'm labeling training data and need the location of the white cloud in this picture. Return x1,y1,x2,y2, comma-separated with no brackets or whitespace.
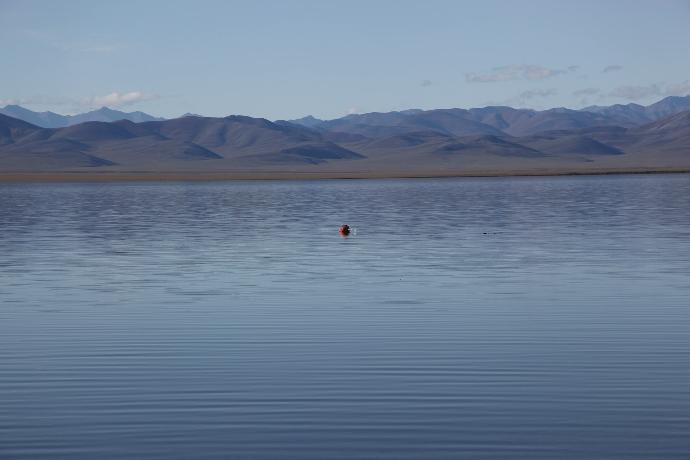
466,65,577,83
83,91,157,108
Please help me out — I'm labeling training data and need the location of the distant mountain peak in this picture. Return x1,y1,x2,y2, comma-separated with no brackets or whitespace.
287,115,325,129
0,105,164,128
581,94,690,125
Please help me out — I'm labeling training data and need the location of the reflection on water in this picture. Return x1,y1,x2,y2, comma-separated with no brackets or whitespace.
1,174,690,459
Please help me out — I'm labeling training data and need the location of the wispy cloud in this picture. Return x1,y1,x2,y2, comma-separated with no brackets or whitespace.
602,65,623,73
519,88,558,100
664,81,690,97
74,44,122,53
602,80,690,101
573,88,600,97
573,88,601,106
0,95,75,108
1,91,158,112
21,28,122,54
0,98,23,106
609,84,662,100
83,91,158,109
606,81,690,101
466,65,578,83
488,88,558,108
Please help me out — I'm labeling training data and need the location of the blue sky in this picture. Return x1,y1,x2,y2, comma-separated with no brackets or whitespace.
1,0,689,120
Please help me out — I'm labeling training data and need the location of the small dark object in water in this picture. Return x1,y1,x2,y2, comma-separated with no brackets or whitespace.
339,224,350,236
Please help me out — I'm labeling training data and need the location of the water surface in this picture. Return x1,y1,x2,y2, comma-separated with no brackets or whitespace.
2,174,690,459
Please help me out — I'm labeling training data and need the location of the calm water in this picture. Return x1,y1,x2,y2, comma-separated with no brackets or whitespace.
1,174,690,459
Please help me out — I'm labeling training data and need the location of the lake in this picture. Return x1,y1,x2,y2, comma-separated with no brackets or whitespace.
2,174,690,459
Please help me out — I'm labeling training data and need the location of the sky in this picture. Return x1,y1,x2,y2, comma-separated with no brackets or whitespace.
1,0,690,120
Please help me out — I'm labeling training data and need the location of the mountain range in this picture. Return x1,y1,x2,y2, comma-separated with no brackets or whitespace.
0,105,164,128
1,96,690,178
288,95,690,136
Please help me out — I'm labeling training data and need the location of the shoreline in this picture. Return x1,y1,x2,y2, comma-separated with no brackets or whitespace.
1,167,689,183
